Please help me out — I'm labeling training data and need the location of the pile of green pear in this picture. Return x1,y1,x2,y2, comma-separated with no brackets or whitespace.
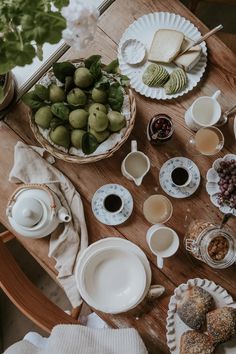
23,56,129,155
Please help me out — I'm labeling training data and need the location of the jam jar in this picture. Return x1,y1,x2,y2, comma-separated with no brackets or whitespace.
147,114,174,144
184,219,236,269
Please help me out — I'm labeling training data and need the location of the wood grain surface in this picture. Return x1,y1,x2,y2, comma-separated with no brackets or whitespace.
1,0,236,352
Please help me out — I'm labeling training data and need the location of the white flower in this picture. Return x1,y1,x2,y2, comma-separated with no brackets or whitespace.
61,0,99,50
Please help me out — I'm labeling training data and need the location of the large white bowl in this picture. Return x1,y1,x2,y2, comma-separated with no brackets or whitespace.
77,246,147,314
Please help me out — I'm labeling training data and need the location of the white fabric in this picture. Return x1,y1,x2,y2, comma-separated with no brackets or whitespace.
4,325,148,354
9,141,88,307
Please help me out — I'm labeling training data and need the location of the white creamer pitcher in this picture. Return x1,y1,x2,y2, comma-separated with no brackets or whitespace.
121,140,150,186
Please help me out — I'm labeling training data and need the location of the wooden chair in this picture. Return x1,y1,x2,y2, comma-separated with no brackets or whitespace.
0,231,79,334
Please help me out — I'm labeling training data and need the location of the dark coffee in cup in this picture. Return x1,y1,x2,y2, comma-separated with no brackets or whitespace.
171,167,190,186
104,194,123,213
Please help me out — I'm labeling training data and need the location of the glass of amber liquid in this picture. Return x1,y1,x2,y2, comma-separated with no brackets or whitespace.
187,126,224,156
143,195,173,224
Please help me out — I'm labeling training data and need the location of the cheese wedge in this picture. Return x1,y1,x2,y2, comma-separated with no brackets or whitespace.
148,29,184,63
174,37,202,72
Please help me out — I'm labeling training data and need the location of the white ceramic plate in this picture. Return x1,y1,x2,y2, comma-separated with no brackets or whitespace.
118,12,207,100
91,184,133,225
166,278,236,354
79,246,146,313
159,157,201,198
206,154,236,216
75,237,152,313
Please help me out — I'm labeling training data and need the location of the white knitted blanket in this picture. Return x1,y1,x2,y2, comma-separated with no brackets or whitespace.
4,325,148,354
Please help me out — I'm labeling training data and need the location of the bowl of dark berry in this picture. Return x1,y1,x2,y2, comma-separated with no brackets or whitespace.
206,154,236,216
147,114,174,144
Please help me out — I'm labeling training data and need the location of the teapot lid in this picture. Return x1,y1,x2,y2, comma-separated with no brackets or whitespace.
12,197,43,228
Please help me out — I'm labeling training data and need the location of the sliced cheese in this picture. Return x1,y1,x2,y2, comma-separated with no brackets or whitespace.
148,29,184,63
174,37,202,72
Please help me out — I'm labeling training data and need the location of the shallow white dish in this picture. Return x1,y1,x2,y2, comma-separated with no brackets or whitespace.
206,154,236,216
121,39,146,65
166,278,236,354
78,246,146,314
159,157,201,198
118,12,207,100
75,237,152,313
91,184,133,225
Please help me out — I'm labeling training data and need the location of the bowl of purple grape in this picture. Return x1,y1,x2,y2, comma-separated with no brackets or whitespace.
206,154,236,216
147,114,174,144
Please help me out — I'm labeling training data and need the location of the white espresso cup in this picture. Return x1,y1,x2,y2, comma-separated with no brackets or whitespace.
146,224,179,269
103,193,124,215
185,90,221,131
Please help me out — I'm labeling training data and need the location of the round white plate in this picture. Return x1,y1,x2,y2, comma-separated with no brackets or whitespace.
206,154,236,216
118,12,207,100
79,246,146,313
166,278,236,353
75,237,152,313
159,157,201,198
91,184,133,225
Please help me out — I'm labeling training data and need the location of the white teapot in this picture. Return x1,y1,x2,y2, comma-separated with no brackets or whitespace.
6,184,71,238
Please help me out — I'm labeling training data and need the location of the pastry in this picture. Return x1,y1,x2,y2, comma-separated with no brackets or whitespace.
177,286,214,329
207,307,236,344
180,330,215,354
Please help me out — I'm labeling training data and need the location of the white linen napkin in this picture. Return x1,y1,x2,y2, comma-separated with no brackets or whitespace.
9,141,88,307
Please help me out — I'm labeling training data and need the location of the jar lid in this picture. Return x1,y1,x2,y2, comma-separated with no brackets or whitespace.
12,197,43,228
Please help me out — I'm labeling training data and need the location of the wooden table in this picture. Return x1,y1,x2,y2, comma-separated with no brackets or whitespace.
1,0,236,352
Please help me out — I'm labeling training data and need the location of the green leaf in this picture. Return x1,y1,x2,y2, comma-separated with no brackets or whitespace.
95,75,110,90
120,75,130,86
53,0,69,9
108,84,124,112
51,102,70,121
36,44,43,61
90,61,102,81
34,84,49,101
104,59,119,74
64,76,74,93
22,91,45,111
53,62,76,83
84,55,101,69
82,132,99,154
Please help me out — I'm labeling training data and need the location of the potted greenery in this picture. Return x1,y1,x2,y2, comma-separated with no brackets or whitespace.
0,0,99,112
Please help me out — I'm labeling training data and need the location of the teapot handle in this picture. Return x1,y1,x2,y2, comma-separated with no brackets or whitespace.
7,184,57,218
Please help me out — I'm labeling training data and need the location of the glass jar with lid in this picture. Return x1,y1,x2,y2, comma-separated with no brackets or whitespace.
184,219,236,269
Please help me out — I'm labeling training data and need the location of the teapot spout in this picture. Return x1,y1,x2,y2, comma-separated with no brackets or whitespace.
58,207,71,223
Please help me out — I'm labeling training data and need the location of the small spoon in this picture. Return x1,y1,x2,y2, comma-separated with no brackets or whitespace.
216,104,236,126
219,213,233,229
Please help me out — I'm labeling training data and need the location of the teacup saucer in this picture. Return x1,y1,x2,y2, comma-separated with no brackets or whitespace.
159,157,201,199
91,184,133,225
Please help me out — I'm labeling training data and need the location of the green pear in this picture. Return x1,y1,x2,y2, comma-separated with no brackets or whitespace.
88,111,108,132
67,88,87,106
108,111,126,132
71,129,86,148
91,88,107,104
50,126,70,148
88,103,107,114
49,84,65,103
69,109,88,129
74,67,94,88
89,129,110,143
35,106,53,129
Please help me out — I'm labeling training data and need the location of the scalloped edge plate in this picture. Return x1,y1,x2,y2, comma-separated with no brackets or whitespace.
118,12,207,100
166,278,236,353
206,154,236,216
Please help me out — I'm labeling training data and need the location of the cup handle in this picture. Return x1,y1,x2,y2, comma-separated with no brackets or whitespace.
211,90,221,100
147,285,165,300
131,140,137,152
156,256,163,269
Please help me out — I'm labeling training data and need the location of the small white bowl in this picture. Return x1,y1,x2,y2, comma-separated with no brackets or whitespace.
121,39,146,65
78,246,147,314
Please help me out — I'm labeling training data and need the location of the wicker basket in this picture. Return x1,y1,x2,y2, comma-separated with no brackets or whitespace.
29,60,136,164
